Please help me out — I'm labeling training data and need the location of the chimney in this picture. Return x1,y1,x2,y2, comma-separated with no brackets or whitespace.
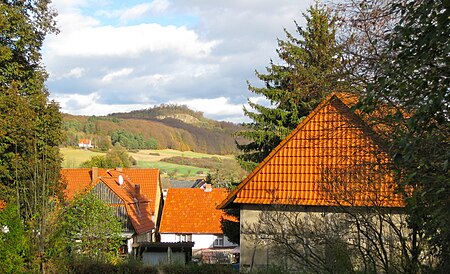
116,166,123,172
135,184,140,195
204,183,212,192
91,167,98,184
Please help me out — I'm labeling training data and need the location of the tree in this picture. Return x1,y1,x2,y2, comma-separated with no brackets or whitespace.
332,0,399,88
0,199,27,274
59,192,122,262
0,0,63,270
80,143,134,168
361,0,450,271
237,3,349,172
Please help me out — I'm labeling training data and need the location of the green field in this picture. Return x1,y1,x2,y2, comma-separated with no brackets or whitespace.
60,147,231,179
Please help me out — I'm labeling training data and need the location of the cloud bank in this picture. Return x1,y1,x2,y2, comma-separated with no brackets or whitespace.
44,0,314,122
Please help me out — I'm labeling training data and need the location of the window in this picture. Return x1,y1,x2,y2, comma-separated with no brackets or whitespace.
176,234,192,242
214,235,224,247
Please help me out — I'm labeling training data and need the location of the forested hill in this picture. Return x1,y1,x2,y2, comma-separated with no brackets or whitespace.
62,105,245,155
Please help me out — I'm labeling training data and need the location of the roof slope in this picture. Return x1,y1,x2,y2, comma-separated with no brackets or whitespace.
159,188,230,234
61,168,160,235
219,93,404,209
97,174,154,234
61,168,108,200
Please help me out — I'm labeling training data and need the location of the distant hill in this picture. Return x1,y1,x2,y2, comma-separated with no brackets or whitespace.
62,104,245,155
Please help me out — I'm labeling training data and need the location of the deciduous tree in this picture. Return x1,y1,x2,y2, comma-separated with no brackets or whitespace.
0,1,63,270
361,0,450,270
59,192,122,262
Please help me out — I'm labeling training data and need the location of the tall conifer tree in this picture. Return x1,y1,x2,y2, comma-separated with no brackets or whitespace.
237,3,348,171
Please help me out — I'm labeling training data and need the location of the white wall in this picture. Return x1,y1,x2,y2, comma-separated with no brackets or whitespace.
160,233,236,250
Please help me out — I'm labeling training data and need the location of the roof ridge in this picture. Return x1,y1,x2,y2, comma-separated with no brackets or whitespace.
218,93,344,209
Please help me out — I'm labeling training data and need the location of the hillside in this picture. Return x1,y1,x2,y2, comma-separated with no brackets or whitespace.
62,104,245,155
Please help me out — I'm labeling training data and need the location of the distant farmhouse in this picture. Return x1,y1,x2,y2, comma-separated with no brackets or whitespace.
219,93,406,271
78,138,93,149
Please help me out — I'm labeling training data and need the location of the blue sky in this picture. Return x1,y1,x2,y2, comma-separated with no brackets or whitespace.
43,0,314,123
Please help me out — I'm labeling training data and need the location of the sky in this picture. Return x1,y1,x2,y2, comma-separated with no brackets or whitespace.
43,0,315,123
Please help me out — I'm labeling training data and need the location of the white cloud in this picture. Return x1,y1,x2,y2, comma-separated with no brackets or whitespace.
45,0,315,122
120,3,152,21
101,68,133,83
149,0,170,13
45,23,219,58
66,67,85,78
54,93,152,116
169,97,244,118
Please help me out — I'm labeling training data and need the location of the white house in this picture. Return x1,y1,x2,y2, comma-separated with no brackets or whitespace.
78,138,93,149
159,186,237,263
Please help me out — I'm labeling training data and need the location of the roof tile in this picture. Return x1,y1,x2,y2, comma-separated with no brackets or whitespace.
160,188,231,234
61,168,160,235
219,93,404,209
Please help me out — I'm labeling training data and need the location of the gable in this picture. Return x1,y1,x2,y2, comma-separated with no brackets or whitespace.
219,93,404,208
92,182,124,205
61,168,157,235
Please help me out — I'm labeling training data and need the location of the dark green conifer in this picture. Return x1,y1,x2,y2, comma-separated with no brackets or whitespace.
237,3,349,171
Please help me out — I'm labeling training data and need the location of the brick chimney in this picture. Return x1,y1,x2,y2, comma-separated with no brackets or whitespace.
116,167,123,172
135,184,140,195
91,167,98,184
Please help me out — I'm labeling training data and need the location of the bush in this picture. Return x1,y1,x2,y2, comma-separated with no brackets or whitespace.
67,257,158,274
159,263,235,274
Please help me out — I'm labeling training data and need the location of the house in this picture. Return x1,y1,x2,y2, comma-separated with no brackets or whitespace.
61,167,164,253
159,186,237,263
218,93,406,271
78,138,93,149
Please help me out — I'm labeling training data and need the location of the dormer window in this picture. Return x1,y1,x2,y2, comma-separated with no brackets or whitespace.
214,235,224,247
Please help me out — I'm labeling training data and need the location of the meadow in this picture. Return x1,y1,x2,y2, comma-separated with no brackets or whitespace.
60,147,235,179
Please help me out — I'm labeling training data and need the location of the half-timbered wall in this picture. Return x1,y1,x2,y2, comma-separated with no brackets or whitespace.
92,182,135,233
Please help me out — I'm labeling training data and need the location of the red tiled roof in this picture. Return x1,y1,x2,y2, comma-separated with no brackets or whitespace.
219,93,404,209
97,174,154,234
0,200,6,210
61,168,109,200
159,188,230,234
61,168,161,235
78,139,91,144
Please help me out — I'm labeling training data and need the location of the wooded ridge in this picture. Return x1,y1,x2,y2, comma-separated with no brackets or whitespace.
62,104,245,155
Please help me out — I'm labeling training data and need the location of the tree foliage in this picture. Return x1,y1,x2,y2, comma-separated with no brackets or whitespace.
237,3,349,171
361,0,450,270
80,143,135,168
0,200,27,274
0,0,63,270
111,129,158,150
59,192,122,262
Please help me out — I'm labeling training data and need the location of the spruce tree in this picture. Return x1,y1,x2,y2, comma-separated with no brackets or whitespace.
237,3,348,171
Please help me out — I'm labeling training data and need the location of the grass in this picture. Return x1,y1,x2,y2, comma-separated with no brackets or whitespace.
61,147,105,168
60,148,229,179
137,161,208,178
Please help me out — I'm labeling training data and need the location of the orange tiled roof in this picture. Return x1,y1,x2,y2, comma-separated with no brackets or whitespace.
0,200,6,210
61,168,161,235
61,168,109,200
97,174,154,234
219,93,404,209
78,139,91,144
159,188,230,234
